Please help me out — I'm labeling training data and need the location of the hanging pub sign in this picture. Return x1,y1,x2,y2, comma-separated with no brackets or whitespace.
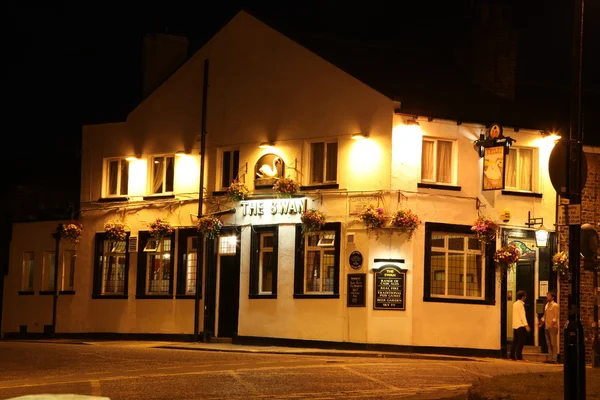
347,273,366,307
373,261,406,311
482,145,506,191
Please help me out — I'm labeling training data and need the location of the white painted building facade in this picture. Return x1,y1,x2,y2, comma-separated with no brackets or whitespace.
1,11,561,356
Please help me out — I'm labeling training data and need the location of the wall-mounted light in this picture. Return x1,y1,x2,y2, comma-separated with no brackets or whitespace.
351,132,369,140
175,150,190,157
259,141,275,148
126,154,140,161
525,211,549,248
406,118,420,127
541,130,561,141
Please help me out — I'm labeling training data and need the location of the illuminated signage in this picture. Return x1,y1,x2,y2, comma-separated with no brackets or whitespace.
240,198,308,217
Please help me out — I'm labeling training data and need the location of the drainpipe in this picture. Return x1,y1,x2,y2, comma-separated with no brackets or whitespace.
194,59,209,342
51,224,62,337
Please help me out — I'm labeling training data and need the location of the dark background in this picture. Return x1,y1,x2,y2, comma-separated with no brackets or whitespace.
3,0,600,222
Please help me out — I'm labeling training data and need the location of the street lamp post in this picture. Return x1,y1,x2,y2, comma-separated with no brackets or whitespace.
50,224,62,338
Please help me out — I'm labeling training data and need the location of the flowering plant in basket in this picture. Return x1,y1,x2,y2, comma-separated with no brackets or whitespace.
494,244,521,274
301,209,326,234
471,216,499,243
390,209,421,239
60,222,83,243
227,179,249,201
358,205,386,232
552,251,570,281
148,218,173,239
104,221,129,241
197,216,223,240
273,177,300,198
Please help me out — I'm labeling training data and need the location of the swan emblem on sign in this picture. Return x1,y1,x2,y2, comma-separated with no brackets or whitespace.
484,158,503,181
257,157,281,178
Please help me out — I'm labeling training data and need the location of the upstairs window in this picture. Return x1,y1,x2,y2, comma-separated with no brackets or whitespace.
421,138,454,185
505,147,535,191
105,158,129,197
151,156,174,194
310,142,338,184
221,149,240,189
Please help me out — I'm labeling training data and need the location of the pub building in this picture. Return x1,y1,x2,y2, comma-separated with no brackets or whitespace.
2,11,563,359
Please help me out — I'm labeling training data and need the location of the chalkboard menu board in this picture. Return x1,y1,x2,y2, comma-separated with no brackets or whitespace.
373,265,406,310
347,273,366,307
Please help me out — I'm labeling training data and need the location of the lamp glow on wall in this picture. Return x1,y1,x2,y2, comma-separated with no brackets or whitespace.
351,132,369,140
259,141,275,149
525,211,549,248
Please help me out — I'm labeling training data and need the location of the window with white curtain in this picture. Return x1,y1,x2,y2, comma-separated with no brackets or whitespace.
104,158,129,197
505,147,535,191
421,138,454,184
151,156,174,194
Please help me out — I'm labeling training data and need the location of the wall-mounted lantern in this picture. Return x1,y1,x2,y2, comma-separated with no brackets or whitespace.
525,211,549,248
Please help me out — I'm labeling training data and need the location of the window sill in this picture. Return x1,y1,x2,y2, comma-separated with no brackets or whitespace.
135,294,173,299
501,190,543,198
423,296,495,305
98,197,129,203
92,294,128,299
293,294,340,299
249,294,277,299
59,290,75,295
300,184,339,191
39,291,55,295
175,294,200,299
143,194,175,201
417,183,462,191
18,290,35,295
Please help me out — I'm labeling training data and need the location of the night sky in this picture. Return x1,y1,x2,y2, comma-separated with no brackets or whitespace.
4,1,600,216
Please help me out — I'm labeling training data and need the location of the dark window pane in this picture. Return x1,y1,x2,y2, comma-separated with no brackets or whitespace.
222,151,231,188
326,143,338,182
232,150,240,181
448,236,464,251
311,142,324,183
153,157,164,193
165,157,174,192
108,160,118,195
120,160,129,195
261,251,273,292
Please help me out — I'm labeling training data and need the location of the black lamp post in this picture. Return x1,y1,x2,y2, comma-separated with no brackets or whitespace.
50,224,62,338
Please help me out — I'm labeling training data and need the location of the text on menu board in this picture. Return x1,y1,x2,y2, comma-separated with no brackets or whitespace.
373,264,406,311
347,273,366,307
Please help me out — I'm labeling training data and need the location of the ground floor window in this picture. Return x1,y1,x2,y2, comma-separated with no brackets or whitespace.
250,225,278,298
177,229,201,297
137,233,175,297
424,222,495,305
93,233,130,297
294,222,341,298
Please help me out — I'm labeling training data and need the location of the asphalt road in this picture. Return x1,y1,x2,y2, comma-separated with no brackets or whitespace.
0,341,561,400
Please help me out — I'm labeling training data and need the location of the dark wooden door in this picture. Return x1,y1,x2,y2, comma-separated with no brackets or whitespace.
515,260,535,345
217,255,240,338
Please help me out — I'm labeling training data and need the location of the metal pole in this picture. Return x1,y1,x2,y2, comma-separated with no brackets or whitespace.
564,0,586,398
194,59,209,342
51,224,62,338
594,268,599,368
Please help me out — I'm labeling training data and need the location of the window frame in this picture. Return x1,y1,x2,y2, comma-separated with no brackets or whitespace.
61,250,76,292
21,251,35,292
294,222,341,299
41,251,56,292
504,146,538,192
219,148,241,190
308,140,338,185
250,225,278,299
136,231,175,299
424,222,496,305
93,232,130,299
177,228,202,299
103,157,129,197
420,137,457,185
150,155,175,195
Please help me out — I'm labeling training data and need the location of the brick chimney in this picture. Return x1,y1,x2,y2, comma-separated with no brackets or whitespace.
142,32,189,98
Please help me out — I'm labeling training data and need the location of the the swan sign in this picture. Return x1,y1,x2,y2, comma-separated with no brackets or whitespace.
482,144,506,191
238,198,309,224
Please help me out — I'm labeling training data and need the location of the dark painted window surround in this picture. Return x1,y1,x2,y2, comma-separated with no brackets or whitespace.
93,232,130,299
176,228,202,299
249,225,278,299
501,190,543,198
136,231,176,299
293,222,341,299
18,290,35,295
423,222,496,305
417,183,461,191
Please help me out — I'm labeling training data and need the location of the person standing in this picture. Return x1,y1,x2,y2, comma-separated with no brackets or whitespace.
510,290,530,361
539,291,559,363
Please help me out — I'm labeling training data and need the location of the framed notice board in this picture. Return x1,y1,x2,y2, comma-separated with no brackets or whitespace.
373,264,406,311
347,273,366,307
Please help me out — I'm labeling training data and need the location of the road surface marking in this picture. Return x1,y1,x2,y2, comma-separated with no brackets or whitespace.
439,363,493,378
338,364,399,390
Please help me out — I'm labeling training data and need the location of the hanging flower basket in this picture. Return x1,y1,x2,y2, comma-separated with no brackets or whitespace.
148,218,173,239
227,179,249,201
273,177,300,198
301,209,326,234
552,251,571,281
390,209,421,240
358,205,386,234
197,216,223,240
471,216,499,244
104,221,129,241
494,244,521,275
60,222,83,243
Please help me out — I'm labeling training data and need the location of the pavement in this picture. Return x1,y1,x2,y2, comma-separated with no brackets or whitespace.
6,339,482,362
